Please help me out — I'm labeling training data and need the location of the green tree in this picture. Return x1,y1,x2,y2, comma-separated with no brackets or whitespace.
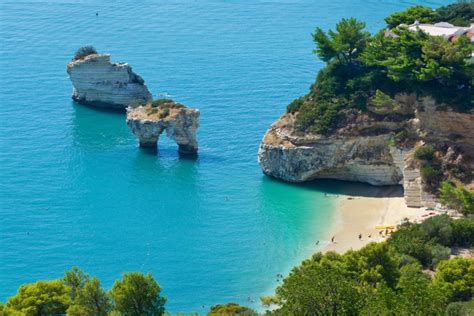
343,242,400,288
62,266,90,301
271,259,366,315
207,303,257,315
313,17,370,64
110,272,166,316
435,1,474,27
385,5,436,28
6,280,70,316
451,218,474,247
434,257,474,302
417,35,472,86
66,277,111,316
396,263,448,314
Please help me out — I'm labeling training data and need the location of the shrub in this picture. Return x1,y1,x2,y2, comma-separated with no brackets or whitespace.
434,257,474,302
440,181,474,216
445,300,474,316
287,98,304,114
207,303,257,315
420,164,442,189
414,145,436,161
73,46,97,60
451,218,474,247
371,90,400,113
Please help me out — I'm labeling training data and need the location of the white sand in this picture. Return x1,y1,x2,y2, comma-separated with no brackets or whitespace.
323,191,429,253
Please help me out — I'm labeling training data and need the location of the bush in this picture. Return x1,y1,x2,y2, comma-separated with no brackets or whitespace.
414,145,436,161
451,218,474,247
287,98,304,114
440,181,474,215
445,300,474,316
73,46,97,60
207,303,257,315
420,164,442,189
434,257,474,302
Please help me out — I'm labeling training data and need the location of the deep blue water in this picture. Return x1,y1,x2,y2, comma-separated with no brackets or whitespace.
0,0,445,312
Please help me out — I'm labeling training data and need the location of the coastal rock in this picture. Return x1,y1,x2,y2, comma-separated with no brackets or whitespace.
258,95,474,207
67,54,152,109
258,114,403,185
126,100,199,154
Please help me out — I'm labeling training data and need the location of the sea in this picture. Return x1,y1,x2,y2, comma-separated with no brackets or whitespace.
0,0,446,312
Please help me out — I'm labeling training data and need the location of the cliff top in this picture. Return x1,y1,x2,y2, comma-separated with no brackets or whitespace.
127,99,198,121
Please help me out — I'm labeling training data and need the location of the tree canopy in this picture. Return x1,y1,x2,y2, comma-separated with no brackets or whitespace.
110,272,166,316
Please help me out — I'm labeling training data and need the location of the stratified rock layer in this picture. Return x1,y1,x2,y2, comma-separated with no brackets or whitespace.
126,100,199,154
67,54,152,109
258,95,474,207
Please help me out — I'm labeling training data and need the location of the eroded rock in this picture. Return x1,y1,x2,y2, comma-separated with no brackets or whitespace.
126,100,199,154
258,95,473,207
67,53,152,109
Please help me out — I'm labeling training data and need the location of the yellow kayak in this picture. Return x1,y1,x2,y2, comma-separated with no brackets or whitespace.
375,225,395,229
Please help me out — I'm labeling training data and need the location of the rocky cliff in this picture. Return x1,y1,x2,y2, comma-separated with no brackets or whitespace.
258,95,473,207
67,54,152,109
126,100,200,154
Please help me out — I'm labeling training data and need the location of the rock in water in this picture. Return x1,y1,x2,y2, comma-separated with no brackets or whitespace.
126,100,200,154
67,53,152,109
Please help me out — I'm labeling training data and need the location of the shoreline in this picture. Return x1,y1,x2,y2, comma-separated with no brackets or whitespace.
322,187,429,253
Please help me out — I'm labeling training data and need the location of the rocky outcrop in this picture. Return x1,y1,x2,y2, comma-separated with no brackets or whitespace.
126,100,199,154
258,95,473,207
67,54,152,109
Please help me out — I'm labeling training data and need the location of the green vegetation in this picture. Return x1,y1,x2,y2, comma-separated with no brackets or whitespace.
73,46,98,61
440,181,474,215
290,2,473,134
207,303,257,315
265,215,474,315
384,5,436,28
384,2,474,28
2,269,166,316
414,144,436,161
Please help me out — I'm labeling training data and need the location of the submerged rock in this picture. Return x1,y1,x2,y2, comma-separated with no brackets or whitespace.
126,100,200,154
67,53,152,109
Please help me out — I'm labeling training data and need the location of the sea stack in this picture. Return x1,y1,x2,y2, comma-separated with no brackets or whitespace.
66,48,152,109
126,99,200,154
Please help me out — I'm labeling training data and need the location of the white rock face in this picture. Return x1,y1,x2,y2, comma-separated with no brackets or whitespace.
126,101,199,154
67,54,152,109
258,117,402,185
258,95,473,207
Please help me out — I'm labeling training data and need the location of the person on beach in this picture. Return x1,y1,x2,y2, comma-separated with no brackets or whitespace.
331,236,335,243
368,234,372,238
358,234,362,240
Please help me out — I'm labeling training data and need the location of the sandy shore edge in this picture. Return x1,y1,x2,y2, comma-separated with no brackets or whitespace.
323,189,430,253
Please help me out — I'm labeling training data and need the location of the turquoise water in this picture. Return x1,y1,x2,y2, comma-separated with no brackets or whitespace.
0,0,445,312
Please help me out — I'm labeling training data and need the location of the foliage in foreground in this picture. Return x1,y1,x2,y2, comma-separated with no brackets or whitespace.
2,270,166,316
265,215,474,315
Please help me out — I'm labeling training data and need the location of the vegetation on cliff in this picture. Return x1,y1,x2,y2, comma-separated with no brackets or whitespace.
73,46,98,61
289,1,473,135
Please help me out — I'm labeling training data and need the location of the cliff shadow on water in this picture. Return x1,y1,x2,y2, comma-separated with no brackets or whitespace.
263,176,404,198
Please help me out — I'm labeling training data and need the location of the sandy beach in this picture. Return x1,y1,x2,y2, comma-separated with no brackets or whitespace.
323,187,429,253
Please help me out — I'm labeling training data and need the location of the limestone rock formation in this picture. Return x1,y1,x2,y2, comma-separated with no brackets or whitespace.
258,95,474,207
67,53,152,109
126,100,200,154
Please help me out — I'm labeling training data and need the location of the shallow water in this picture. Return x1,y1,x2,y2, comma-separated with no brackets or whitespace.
0,0,445,312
